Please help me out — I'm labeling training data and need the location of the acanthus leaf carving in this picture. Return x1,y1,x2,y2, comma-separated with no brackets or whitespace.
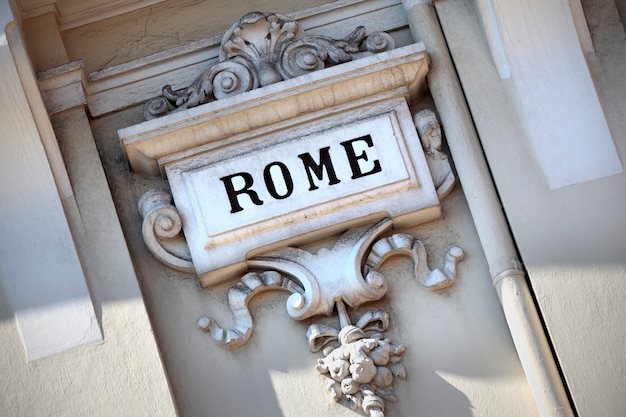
144,12,395,120
276,26,366,79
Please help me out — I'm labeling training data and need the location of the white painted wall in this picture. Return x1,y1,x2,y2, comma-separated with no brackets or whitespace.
0,20,101,362
491,0,622,189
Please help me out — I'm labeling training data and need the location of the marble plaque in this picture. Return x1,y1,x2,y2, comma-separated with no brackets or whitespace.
165,99,439,284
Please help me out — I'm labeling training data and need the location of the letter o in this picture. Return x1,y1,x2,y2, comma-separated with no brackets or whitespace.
263,162,294,199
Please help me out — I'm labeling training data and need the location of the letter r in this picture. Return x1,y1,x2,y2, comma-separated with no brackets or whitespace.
220,172,264,213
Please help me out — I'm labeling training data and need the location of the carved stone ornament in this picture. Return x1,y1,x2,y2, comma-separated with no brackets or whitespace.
137,189,193,273
414,109,456,199
135,107,456,282
196,219,464,417
144,11,395,120
123,12,463,416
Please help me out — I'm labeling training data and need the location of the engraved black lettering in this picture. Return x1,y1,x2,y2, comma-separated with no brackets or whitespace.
263,162,294,200
298,147,341,191
220,172,264,213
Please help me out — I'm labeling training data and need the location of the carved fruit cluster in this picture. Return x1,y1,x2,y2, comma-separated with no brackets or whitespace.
315,325,405,415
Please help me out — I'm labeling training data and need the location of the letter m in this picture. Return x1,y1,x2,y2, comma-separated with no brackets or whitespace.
298,147,341,191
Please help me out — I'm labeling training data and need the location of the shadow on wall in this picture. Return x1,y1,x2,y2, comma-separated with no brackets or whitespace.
168,286,475,417
0,265,15,322
404,372,473,417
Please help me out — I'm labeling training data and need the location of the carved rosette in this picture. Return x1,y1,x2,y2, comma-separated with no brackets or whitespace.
144,12,395,119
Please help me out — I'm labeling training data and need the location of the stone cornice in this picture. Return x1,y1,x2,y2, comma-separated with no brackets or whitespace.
19,0,165,31
37,60,87,115
119,42,429,177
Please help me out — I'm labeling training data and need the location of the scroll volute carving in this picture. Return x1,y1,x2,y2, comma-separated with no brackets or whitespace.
133,9,462,415
138,189,193,273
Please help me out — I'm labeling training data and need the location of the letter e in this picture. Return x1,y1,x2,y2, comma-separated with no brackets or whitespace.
340,135,382,179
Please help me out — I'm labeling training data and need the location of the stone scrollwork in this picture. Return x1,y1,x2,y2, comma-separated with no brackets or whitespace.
144,12,395,120
197,218,464,416
197,219,394,349
138,189,194,273
196,270,304,349
365,233,464,290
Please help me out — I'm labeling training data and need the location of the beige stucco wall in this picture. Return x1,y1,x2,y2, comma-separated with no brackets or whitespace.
0,9,176,416
0,297,175,416
437,0,626,415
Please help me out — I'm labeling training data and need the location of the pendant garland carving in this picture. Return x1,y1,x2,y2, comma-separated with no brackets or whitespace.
309,306,406,417
144,12,395,120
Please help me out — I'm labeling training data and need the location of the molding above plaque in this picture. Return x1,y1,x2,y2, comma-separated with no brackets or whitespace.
119,41,429,178
119,15,435,285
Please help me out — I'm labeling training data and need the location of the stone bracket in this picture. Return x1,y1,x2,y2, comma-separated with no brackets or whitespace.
196,218,464,417
197,218,464,349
